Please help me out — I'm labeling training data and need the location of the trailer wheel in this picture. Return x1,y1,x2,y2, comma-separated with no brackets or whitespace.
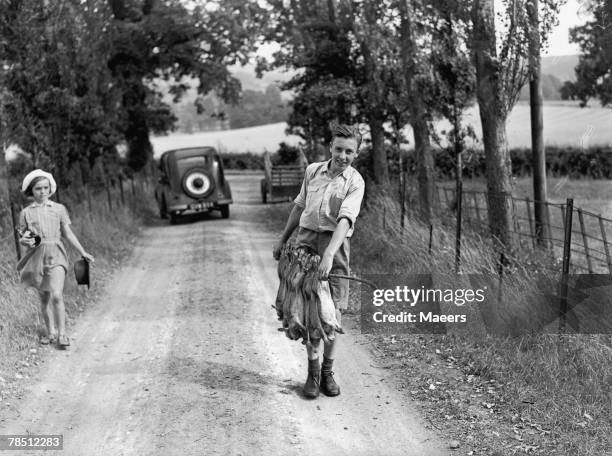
159,196,168,219
220,204,230,219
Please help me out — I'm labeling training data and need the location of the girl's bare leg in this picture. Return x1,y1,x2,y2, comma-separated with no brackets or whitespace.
48,268,67,338
38,291,55,337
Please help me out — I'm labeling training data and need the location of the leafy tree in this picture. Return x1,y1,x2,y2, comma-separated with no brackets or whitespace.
470,0,560,250
0,0,123,185
561,0,612,106
396,0,442,223
259,1,357,139
107,0,266,171
260,0,399,185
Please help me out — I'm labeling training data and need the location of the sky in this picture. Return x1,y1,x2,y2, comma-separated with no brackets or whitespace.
521,0,588,56
256,1,589,58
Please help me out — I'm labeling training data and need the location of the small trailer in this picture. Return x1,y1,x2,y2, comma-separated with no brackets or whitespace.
260,151,307,203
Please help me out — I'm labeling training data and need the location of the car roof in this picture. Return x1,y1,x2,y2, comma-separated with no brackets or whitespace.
162,147,218,160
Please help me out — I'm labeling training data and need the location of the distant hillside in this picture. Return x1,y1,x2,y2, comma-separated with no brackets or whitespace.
151,65,294,133
149,101,612,157
541,55,579,82
518,55,579,101
228,64,295,95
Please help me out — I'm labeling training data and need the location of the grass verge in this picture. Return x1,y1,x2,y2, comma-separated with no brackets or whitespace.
351,191,611,455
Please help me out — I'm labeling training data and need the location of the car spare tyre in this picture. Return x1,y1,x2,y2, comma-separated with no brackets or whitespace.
182,168,215,198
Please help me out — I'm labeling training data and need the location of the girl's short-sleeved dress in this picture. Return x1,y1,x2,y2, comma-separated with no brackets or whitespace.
16,200,71,291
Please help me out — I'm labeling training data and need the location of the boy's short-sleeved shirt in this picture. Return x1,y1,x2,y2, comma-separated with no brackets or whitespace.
294,160,365,237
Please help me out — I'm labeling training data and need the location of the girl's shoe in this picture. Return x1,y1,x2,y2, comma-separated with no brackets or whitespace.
57,335,70,348
49,333,58,344
39,335,50,345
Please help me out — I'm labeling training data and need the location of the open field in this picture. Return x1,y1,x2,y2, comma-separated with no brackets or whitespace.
453,177,612,218
148,101,612,156
425,101,612,150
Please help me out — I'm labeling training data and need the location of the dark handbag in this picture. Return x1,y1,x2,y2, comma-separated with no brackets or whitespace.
74,257,90,289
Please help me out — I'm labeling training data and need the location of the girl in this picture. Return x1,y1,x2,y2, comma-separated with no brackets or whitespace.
16,169,94,348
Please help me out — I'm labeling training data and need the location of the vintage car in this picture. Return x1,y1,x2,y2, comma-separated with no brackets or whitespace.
155,147,232,223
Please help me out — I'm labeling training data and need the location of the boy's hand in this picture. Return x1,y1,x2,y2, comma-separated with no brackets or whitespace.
318,252,334,279
272,240,284,261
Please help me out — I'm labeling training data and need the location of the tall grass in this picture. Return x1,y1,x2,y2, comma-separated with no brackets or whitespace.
351,190,611,455
0,181,155,377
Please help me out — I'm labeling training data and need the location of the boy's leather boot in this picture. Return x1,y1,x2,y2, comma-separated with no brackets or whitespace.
320,356,340,396
303,358,320,398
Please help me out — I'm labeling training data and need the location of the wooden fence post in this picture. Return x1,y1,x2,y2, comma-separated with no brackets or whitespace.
497,252,506,303
599,216,612,274
511,197,521,244
400,169,406,230
86,183,93,219
10,202,21,261
559,198,573,332
105,179,113,211
383,206,386,231
119,175,125,206
455,180,463,273
577,208,593,273
525,198,535,248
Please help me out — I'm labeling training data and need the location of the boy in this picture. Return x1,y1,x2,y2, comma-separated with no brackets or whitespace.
273,123,365,398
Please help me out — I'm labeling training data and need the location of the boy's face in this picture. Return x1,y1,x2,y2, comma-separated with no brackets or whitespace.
32,179,51,203
329,136,359,174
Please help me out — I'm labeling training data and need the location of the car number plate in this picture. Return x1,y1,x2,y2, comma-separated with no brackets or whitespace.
190,202,212,211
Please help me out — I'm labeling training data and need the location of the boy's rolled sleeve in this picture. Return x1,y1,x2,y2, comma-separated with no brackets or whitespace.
293,177,307,208
336,177,365,228
294,163,316,208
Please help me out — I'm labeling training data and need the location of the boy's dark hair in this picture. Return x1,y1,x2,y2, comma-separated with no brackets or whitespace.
24,176,48,196
330,122,362,150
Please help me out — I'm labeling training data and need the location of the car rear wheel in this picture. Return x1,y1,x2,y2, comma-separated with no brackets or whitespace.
220,204,230,219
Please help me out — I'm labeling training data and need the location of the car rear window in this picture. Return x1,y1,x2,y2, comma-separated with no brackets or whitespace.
176,156,208,174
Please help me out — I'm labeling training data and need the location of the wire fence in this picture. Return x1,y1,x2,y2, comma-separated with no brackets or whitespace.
434,185,612,274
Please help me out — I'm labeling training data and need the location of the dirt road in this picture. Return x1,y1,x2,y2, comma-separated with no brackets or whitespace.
0,174,448,456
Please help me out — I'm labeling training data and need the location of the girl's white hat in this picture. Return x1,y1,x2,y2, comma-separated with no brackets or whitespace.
21,169,57,196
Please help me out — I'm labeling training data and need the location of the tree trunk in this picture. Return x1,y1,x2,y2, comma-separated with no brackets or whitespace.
527,0,550,246
412,115,435,223
368,115,389,186
398,0,435,222
472,0,515,251
481,112,514,248
357,2,389,187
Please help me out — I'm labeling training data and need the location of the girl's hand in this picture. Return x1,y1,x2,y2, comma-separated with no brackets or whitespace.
81,252,95,263
20,236,35,247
